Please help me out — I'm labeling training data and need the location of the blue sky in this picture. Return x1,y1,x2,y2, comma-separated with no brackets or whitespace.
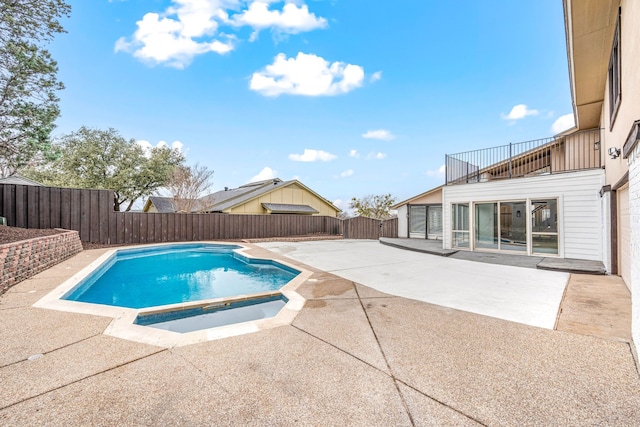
49,0,574,210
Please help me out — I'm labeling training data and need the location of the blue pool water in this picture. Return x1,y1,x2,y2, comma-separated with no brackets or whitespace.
63,244,299,309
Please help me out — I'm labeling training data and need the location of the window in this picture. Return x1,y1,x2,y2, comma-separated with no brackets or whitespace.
608,8,621,126
427,205,443,237
410,205,443,239
451,204,469,248
409,205,426,238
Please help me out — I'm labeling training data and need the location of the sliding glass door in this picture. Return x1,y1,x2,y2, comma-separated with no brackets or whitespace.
531,199,558,254
473,201,527,252
474,203,498,250
452,199,559,255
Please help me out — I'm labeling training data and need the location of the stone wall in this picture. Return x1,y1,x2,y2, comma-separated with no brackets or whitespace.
629,144,640,353
0,230,82,293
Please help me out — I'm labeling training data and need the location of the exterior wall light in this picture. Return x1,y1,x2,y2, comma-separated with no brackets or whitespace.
608,147,621,159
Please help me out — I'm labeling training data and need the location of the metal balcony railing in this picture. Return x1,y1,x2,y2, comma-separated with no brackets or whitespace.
445,128,602,185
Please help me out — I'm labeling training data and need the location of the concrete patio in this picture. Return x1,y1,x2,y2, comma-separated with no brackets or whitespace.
258,240,569,329
0,242,638,425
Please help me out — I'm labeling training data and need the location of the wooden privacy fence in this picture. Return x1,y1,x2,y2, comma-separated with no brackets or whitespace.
343,216,398,239
0,184,397,244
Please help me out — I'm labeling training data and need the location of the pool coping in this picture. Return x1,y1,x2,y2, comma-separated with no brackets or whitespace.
33,242,311,348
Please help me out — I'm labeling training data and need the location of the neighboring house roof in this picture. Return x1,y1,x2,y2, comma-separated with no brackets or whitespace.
392,185,443,209
144,178,340,214
563,0,619,129
144,196,177,213
197,179,285,212
0,175,44,186
262,203,319,214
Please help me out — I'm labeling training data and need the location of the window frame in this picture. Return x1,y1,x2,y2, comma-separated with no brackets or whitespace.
530,199,559,256
451,203,470,248
608,8,622,129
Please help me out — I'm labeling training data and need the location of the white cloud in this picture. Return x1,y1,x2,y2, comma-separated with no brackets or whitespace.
116,1,326,68
332,198,352,214
366,151,386,160
362,129,395,141
115,8,234,68
370,71,382,83
425,164,446,177
339,169,354,178
501,104,539,120
332,198,347,209
137,139,184,157
249,166,277,182
250,52,365,97
232,1,327,37
551,113,575,134
349,149,359,158
288,148,337,162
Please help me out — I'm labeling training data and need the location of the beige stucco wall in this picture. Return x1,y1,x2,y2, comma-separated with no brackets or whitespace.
405,188,442,205
600,0,639,186
145,203,158,213
227,183,338,217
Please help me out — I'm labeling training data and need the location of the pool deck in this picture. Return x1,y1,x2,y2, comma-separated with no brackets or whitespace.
0,242,638,425
380,237,608,274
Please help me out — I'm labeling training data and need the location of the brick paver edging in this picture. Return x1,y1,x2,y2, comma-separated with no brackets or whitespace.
0,229,83,294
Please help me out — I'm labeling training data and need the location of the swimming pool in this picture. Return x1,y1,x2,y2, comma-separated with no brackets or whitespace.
34,242,310,347
63,244,299,309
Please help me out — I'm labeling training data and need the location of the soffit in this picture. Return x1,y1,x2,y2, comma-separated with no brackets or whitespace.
566,0,618,129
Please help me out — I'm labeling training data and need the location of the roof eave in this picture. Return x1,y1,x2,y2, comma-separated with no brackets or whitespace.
563,0,619,130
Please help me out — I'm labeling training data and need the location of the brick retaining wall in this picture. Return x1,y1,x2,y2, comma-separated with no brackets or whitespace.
0,229,83,293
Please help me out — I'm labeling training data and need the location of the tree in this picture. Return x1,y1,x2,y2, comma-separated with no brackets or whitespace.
25,126,185,211
0,0,71,176
164,163,214,212
349,194,397,220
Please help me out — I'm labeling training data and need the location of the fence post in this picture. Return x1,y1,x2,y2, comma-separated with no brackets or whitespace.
509,142,513,179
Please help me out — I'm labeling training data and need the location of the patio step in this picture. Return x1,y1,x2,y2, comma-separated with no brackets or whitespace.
536,258,607,275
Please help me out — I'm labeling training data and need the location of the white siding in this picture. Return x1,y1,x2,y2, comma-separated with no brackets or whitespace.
600,191,612,273
618,185,631,288
396,205,408,238
443,169,605,261
629,143,640,354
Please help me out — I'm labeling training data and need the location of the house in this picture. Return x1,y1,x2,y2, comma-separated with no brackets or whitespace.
567,0,640,352
391,186,443,240
398,1,638,272
442,127,604,259
143,178,340,217
0,175,44,186
397,0,640,355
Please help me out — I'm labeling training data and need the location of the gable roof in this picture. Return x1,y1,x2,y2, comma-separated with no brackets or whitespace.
145,178,340,214
144,196,177,213
202,179,339,213
392,185,443,209
196,179,284,212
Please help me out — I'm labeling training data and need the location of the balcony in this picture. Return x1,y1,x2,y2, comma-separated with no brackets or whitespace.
445,128,602,185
